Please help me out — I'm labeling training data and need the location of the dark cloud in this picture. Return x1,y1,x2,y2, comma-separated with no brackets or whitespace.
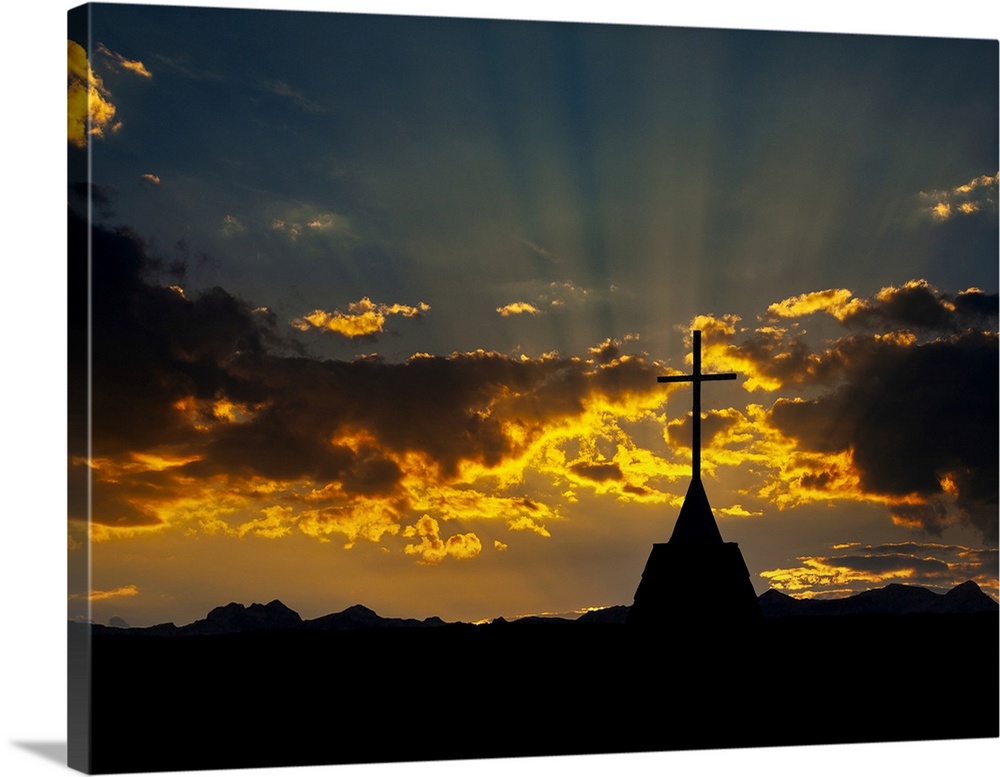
738,282,998,390
955,547,999,564
570,462,623,482
68,181,118,219
588,339,620,365
818,552,952,578
700,281,999,540
769,329,998,540
767,542,998,598
708,280,998,540
78,213,666,526
841,281,998,332
81,212,272,458
705,324,839,388
863,542,943,554
953,288,1000,324
847,543,998,586
667,409,740,450
89,469,172,529
69,180,117,205
799,470,836,490
215,349,659,482
889,502,955,536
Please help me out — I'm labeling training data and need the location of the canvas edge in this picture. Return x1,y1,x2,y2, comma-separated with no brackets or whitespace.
67,3,93,773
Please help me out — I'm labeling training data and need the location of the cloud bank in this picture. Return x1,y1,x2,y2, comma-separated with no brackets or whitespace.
72,212,997,585
698,280,998,540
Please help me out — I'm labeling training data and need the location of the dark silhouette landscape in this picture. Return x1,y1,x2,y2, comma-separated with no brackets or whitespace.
72,582,998,774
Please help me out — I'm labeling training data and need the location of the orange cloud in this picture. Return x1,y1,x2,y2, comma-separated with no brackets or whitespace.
97,43,152,78
69,585,140,602
171,395,264,432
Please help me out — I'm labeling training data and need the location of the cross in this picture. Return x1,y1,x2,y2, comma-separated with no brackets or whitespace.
658,330,737,481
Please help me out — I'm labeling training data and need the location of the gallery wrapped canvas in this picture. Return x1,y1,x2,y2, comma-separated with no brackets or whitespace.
68,3,998,774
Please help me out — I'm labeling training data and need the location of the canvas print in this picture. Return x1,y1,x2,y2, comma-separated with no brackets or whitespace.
68,3,998,774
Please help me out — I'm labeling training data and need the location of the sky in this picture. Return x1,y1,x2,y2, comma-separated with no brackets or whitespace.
65,1,998,629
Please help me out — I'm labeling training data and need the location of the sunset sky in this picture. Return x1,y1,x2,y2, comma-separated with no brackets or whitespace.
67,3,998,627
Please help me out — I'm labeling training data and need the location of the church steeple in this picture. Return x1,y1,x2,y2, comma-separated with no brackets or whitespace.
626,330,761,628
668,478,724,545
659,329,733,546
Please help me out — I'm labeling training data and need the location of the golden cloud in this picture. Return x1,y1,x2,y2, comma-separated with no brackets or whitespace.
760,556,914,595
68,40,119,147
296,499,403,548
403,515,482,564
497,302,541,317
291,297,430,338
920,171,998,220
688,316,783,391
765,288,862,321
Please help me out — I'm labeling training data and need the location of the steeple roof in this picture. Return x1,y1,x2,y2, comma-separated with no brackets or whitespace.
667,477,724,545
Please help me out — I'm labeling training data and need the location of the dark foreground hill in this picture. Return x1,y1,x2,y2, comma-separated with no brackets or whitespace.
73,607,997,774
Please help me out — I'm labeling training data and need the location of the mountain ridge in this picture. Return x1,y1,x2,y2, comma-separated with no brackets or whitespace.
758,579,998,617
84,580,997,636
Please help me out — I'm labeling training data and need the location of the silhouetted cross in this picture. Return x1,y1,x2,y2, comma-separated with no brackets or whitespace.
658,330,737,481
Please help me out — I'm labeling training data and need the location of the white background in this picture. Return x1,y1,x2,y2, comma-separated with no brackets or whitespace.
3,1,998,776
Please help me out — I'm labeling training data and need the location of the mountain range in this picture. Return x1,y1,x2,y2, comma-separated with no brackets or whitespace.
757,579,998,617
84,580,997,636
